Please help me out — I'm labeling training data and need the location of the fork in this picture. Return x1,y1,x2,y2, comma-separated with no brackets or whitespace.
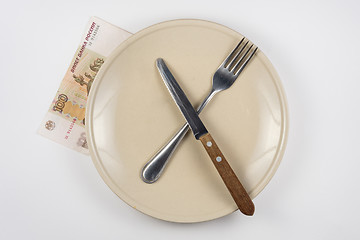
141,38,258,183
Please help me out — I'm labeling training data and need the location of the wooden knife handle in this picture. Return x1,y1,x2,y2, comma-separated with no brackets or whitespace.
199,133,255,216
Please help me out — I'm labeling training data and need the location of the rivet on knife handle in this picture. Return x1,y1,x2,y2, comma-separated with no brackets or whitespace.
199,133,255,216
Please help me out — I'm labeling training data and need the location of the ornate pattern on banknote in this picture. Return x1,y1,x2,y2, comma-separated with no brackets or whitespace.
51,51,105,127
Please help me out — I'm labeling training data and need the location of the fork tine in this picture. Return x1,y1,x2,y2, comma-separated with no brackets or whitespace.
220,37,245,68
230,43,253,73
235,46,258,76
227,40,249,71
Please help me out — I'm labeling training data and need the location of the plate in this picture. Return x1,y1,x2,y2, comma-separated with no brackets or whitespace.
86,19,288,222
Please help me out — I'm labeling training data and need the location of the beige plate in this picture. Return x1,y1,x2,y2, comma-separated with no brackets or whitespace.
86,19,288,223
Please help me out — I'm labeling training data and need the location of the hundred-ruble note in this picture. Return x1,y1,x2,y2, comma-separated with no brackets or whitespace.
38,17,132,154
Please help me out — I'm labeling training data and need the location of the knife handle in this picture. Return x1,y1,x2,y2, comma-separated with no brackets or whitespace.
199,133,255,216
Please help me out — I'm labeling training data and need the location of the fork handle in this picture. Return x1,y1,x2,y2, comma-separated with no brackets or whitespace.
199,133,255,216
141,90,216,183
141,123,190,183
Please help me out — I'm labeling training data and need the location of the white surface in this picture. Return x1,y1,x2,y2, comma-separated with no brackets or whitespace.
1,0,359,239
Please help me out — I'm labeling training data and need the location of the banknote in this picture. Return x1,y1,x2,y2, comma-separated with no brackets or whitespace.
38,17,132,154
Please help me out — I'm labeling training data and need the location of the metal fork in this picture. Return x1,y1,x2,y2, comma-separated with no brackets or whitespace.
141,38,258,183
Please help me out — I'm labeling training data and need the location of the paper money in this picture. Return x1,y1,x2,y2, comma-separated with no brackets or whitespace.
38,17,132,154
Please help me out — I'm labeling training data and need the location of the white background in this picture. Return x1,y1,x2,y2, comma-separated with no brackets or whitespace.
1,0,360,239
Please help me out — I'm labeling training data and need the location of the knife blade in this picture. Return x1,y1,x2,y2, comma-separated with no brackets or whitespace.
156,58,255,216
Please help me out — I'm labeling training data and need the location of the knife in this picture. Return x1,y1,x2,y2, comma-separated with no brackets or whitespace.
156,58,255,216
